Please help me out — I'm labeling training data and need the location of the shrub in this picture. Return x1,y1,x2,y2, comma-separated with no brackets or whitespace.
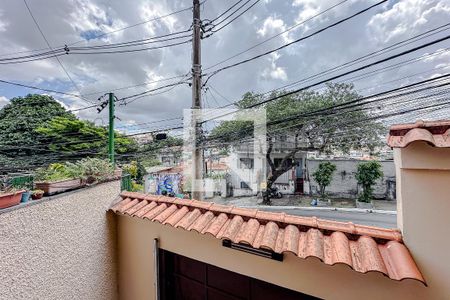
131,182,144,192
122,161,146,184
35,163,82,182
76,158,114,182
35,159,113,183
312,162,337,200
355,161,383,203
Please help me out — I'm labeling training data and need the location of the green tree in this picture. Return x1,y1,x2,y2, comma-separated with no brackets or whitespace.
209,83,384,204
0,94,74,172
0,94,138,173
355,161,383,203
35,116,138,159
138,136,183,167
312,162,337,200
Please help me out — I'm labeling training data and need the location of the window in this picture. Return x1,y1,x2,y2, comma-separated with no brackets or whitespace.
240,181,250,189
239,158,254,169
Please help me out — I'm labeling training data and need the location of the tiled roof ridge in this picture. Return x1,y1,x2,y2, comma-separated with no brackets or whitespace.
118,191,402,242
388,119,450,148
111,192,425,285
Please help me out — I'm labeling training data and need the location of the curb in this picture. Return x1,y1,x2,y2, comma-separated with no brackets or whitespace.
238,205,397,215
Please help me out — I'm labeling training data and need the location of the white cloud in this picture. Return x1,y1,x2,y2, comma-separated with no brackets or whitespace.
0,0,448,126
257,16,292,43
0,96,9,109
0,10,7,32
262,52,288,81
368,0,450,43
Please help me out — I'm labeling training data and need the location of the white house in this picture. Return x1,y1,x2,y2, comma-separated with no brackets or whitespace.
227,137,306,196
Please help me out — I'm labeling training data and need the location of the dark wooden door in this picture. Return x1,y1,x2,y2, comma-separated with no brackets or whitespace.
159,250,320,300
296,178,304,194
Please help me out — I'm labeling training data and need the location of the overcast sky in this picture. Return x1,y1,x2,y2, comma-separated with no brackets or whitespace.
0,0,449,133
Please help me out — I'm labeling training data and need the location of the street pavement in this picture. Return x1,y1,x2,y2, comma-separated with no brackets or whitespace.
257,206,397,229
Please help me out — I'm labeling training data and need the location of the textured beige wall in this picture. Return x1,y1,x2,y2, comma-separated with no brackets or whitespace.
117,215,430,300
395,142,450,300
0,181,119,300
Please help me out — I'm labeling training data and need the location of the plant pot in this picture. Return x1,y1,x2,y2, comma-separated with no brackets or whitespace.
0,191,24,209
20,191,31,203
35,178,82,196
31,193,43,200
356,200,374,209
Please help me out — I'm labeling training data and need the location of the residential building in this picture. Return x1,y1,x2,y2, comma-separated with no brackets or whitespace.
228,136,306,196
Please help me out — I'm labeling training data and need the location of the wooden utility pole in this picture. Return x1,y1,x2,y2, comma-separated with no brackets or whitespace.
108,92,115,167
192,0,203,200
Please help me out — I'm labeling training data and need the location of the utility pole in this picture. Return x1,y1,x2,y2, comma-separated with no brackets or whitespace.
108,92,115,167
192,0,203,200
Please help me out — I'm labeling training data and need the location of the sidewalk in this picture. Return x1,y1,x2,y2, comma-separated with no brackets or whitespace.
208,194,396,213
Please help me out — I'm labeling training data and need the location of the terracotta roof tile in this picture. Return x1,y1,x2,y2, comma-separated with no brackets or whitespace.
111,192,426,285
387,119,450,148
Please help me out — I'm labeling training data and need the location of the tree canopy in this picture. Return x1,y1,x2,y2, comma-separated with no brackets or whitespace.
35,116,138,159
209,83,385,203
0,94,137,172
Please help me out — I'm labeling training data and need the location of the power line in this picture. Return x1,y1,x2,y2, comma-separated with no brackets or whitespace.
82,74,190,96
202,33,450,124
207,0,246,23
263,23,450,95
0,78,87,99
0,4,195,58
118,73,191,103
204,0,350,71
203,0,388,83
201,73,450,145
206,0,261,34
22,0,92,104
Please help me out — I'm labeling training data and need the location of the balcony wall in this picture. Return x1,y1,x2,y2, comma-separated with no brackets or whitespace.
0,181,119,300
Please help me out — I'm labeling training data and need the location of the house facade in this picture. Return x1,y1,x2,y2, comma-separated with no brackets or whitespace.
228,137,307,196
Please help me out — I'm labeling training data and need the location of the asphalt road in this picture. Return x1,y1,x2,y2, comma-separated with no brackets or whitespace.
258,207,397,229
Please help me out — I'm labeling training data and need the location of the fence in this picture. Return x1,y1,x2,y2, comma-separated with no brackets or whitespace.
9,174,34,190
121,174,132,192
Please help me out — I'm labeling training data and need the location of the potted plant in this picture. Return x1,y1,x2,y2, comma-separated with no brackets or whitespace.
20,190,31,203
0,189,24,209
77,158,114,185
31,189,44,200
34,163,83,195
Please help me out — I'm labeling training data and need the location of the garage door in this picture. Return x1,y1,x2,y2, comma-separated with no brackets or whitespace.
159,249,320,300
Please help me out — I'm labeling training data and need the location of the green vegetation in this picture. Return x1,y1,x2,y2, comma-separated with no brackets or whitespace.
0,94,138,173
35,116,138,158
35,158,114,183
0,94,73,172
210,83,384,204
355,161,383,203
312,162,337,200
122,160,146,184
138,136,183,168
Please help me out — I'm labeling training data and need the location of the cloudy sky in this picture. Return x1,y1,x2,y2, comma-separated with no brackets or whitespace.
0,0,449,133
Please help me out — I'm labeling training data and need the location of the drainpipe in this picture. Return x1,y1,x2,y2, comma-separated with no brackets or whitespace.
153,238,160,300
